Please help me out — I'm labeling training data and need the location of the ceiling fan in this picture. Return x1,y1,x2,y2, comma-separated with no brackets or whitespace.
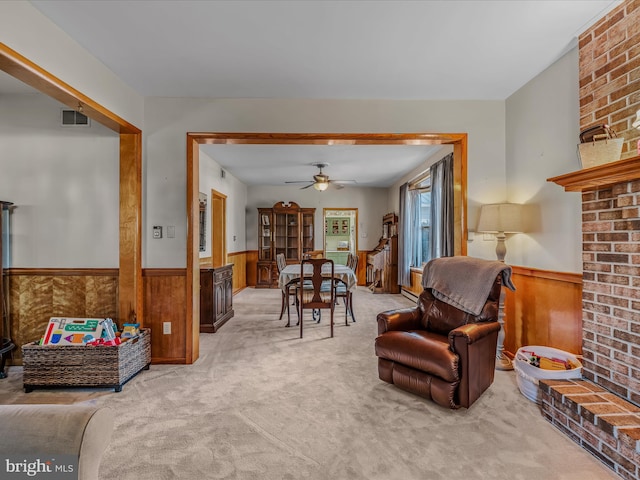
285,163,356,191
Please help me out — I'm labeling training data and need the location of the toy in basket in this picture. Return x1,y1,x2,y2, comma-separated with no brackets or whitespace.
513,345,582,404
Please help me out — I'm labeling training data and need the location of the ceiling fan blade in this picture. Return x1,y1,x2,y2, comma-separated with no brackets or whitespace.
300,183,314,190
285,180,313,184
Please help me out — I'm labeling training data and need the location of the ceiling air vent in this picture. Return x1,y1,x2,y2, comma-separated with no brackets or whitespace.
61,109,90,127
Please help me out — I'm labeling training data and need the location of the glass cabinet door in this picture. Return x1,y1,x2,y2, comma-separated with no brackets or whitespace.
258,210,272,261
302,210,314,257
286,213,299,260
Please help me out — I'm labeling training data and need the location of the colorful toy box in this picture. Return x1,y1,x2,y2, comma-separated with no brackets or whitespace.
41,317,104,345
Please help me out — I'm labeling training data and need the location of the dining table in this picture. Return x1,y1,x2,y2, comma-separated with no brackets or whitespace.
277,263,358,291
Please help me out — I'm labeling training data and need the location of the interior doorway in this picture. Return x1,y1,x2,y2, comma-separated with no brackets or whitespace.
210,189,227,268
323,208,357,265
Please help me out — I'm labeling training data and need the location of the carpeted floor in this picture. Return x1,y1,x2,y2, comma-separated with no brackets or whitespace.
0,287,618,480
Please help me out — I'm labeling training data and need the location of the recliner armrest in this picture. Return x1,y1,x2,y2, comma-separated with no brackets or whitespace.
448,321,500,346
377,307,421,335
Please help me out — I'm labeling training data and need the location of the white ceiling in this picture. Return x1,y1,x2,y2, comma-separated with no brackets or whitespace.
30,0,619,100
7,0,621,187
200,143,443,187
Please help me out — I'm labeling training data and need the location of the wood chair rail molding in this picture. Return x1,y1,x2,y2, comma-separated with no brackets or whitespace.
547,154,640,192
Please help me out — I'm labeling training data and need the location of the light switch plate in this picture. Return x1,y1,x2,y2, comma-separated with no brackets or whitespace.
163,322,171,334
153,226,163,239
167,226,175,238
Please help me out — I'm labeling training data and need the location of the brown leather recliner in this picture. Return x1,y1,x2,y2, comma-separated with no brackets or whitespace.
375,258,507,409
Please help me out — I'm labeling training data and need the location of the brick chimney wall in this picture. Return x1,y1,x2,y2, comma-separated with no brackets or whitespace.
578,0,640,405
579,0,640,159
582,183,640,405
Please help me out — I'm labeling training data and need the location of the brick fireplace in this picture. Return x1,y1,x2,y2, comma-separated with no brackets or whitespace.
582,181,640,404
548,165,640,479
542,3,640,476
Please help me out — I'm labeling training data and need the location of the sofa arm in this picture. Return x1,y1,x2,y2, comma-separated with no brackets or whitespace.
377,307,421,335
449,321,500,346
0,404,114,480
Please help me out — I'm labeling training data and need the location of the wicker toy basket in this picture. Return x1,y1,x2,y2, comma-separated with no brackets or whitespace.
513,345,582,404
22,328,151,392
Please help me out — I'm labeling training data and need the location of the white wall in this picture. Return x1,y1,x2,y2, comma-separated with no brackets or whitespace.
199,150,248,256
0,1,144,128
0,92,119,267
3,4,583,273
505,47,582,273
143,97,506,267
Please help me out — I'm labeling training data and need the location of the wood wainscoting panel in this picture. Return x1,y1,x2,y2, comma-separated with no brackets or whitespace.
356,251,368,286
246,250,258,287
405,268,424,298
6,268,118,364
504,266,583,357
143,268,187,364
227,251,247,293
397,264,583,357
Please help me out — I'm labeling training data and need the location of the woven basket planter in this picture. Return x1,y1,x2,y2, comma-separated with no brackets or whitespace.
22,328,151,392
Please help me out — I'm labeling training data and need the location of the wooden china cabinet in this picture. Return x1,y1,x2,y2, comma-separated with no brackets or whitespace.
257,202,315,288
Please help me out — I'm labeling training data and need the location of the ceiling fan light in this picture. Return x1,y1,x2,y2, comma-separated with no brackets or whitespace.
314,182,329,191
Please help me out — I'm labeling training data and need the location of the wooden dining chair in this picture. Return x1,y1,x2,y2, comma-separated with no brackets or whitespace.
297,258,335,338
335,254,358,322
276,253,296,322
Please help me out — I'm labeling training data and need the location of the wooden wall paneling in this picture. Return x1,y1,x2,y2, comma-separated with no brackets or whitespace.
199,256,213,268
504,267,583,356
227,251,247,293
143,269,187,364
6,269,118,363
405,269,424,297
246,250,258,287
403,264,583,357
8,274,52,363
356,251,369,286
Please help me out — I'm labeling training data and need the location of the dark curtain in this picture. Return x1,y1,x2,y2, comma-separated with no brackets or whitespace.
429,153,454,259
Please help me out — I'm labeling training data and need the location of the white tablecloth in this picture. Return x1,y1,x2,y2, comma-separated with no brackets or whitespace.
278,264,357,291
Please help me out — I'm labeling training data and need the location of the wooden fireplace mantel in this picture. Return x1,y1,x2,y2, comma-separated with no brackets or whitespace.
547,154,640,192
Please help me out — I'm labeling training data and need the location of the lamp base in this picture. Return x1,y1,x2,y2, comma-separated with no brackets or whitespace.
496,353,513,371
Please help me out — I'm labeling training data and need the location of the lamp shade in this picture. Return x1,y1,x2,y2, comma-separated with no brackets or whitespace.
477,203,524,233
313,181,329,191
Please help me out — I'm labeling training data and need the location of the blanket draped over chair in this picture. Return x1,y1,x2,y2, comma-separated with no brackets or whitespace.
421,256,515,316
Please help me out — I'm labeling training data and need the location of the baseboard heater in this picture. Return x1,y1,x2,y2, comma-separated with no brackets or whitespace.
401,288,418,303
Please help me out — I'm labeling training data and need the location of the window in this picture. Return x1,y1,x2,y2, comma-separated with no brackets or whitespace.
410,174,431,267
418,190,431,266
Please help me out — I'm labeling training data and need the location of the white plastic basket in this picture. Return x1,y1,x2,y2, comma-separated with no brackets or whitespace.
513,345,582,404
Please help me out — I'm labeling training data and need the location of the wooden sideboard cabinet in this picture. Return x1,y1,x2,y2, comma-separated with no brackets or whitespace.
200,264,234,333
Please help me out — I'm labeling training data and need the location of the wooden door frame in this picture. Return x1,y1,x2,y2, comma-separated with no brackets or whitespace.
187,132,467,362
0,42,143,326
210,189,227,268
323,207,358,257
